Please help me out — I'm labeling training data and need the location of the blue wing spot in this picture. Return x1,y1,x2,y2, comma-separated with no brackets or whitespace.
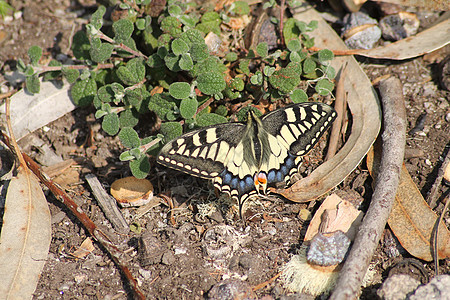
285,156,295,168
239,179,247,193
280,165,288,176
230,177,239,189
267,170,276,182
222,172,232,185
245,176,254,188
276,171,283,182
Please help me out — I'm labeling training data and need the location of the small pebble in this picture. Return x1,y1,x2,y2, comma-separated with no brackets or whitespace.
379,12,419,41
377,274,420,300
161,250,175,265
342,12,381,49
139,268,152,280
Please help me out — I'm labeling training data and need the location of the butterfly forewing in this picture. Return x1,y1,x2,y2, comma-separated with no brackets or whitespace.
261,102,337,156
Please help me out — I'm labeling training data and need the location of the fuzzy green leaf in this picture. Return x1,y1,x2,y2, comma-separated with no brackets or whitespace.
180,97,198,119
179,54,193,71
318,49,334,62
102,112,120,135
113,19,134,42
164,53,181,72
230,1,250,15
287,39,302,52
168,4,182,16
71,77,97,106
229,77,244,91
283,18,301,43
119,108,139,128
116,58,145,85
119,150,134,161
160,122,183,141
291,89,308,103
197,72,226,95
98,83,125,103
119,127,140,148
169,82,191,99
89,42,114,63
303,57,316,75
25,74,40,94
190,43,209,62
91,6,106,30
172,38,189,55
72,31,91,60
28,46,42,66
148,93,177,120
238,59,250,75
61,67,79,84
196,113,227,127
180,29,205,46
315,78,335,96
256,42,268,57
269,65,301,94
130,156,150,179
225,52,238,62
161,16,183,37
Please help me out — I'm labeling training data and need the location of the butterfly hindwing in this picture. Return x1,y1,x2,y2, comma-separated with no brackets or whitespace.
157,122,246,179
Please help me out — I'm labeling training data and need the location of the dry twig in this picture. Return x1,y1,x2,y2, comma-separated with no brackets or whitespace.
330,77,406,299
427,144,450,208
326,62,348,161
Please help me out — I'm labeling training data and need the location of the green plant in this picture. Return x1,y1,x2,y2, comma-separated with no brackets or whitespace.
17,0,336,178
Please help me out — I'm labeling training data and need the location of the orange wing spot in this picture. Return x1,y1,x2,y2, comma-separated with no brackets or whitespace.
257,173,267,185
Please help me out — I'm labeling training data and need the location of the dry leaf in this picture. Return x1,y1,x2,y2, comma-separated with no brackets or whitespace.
0,79,75,140
111,176,154,207
304,194,363,242
0,166,52,298
367,146,450,261
275,4,381,202
70,238,95,259
379,0,450,11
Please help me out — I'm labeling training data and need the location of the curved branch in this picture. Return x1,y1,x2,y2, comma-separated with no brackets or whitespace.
330,77,407,299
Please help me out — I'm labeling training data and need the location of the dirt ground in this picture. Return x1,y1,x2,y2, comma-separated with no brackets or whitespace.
0,1,449,299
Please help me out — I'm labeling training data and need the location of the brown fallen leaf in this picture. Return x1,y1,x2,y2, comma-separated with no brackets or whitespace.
0,166,52,298
367,146,450,261
70,238,95,259
304,193,363,242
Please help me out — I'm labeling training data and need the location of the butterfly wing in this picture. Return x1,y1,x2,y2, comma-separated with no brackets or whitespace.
157,122,246,179
260,102,337,185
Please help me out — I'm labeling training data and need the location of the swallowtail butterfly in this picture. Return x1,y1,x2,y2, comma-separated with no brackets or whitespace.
157,102,337,217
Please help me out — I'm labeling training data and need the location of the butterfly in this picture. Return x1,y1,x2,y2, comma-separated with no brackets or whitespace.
157,102,337,218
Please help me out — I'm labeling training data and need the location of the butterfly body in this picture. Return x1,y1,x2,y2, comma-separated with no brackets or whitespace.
157,102,337,216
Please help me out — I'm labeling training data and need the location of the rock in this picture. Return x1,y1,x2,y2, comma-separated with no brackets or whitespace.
342,12,381,49
408,275,450,300
207,279,257,300
379,12,419,41
377,274,420,300
161,250,175,265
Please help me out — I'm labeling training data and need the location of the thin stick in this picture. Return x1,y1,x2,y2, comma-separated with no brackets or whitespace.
325,62,348,161
434,196,450,275
330,77,406,299
427,144,450,208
